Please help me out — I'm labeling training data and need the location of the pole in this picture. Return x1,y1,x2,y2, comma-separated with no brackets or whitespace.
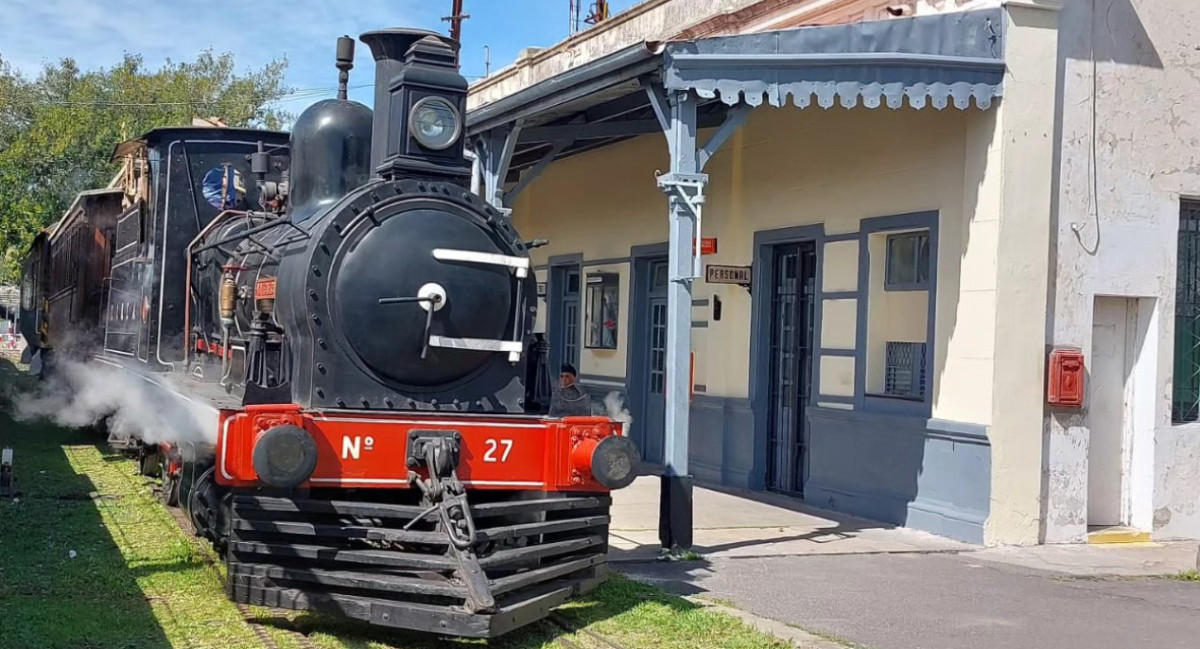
444,0,468,43
657,90,703,553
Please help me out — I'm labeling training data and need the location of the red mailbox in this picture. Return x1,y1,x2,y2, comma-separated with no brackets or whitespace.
1047,348,1085,408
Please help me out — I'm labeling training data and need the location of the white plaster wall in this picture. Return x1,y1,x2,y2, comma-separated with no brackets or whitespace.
1044,0,1200,542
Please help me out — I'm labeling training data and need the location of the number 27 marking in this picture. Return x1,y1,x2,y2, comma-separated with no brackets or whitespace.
483,439,514,463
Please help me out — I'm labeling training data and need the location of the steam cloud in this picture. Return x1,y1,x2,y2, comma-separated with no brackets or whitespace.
11,358,218,456
603,391,633,430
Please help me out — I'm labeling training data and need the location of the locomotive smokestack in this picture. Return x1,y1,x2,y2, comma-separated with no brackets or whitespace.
359,29,470,182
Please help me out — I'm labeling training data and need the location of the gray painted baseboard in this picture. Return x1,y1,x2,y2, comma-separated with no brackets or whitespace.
571,384,990,544
805,407,991,544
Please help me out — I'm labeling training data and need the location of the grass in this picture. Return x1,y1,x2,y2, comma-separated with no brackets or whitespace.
0,355,790,649
1173,570,1200,582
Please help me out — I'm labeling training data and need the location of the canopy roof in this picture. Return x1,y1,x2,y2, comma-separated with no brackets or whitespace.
466,7,1007,179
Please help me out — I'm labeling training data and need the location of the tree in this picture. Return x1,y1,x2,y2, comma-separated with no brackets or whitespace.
0,51,291,283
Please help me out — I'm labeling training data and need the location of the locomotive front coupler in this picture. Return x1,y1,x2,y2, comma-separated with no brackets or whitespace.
405,430,494,613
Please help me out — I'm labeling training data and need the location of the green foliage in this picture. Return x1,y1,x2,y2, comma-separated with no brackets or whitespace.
0,50,291,283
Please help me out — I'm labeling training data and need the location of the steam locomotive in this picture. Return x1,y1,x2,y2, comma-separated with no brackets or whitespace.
18,28,639,638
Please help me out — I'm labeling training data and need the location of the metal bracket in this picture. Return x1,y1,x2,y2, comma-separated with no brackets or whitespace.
405,430,462,473
656,172,709,279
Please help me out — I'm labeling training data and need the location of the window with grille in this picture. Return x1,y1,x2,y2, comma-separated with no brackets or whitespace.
1173,200,1200,423
884,341,927,399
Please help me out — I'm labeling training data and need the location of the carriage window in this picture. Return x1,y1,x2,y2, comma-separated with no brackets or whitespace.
21,269,34,309
585,272,619,350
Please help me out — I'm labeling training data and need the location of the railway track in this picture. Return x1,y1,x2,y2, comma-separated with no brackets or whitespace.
547,613,629,649
157,477,321,649
131,454,614,649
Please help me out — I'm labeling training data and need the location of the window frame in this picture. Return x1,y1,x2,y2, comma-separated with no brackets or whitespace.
1172,199,1200,423
883,230,931,291
584,271,619,350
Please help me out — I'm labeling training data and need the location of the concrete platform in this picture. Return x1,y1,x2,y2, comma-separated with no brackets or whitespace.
608,476,971,561
971,540,1200,577
610,478,1200,649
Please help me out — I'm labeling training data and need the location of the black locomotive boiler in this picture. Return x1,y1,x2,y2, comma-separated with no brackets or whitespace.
19,28,640,638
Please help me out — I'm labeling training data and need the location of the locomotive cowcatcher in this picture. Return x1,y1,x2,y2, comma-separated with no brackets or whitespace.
18,28,640,638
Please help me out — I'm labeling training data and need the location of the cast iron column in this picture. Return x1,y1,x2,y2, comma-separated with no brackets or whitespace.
658,90,703,552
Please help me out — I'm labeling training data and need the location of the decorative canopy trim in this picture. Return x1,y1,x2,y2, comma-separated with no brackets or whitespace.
663,7,1006,111
690,79,1002,110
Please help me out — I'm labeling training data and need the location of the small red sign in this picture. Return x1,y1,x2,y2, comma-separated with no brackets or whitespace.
255,278,277,300
694,237,717,256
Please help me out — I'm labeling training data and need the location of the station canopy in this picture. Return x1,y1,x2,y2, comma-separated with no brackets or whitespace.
466,7,1007,182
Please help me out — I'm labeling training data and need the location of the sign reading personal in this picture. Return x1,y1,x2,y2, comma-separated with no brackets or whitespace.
706,264,751,285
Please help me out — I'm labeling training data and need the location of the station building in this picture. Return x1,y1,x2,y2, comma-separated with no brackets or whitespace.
465,0,1200,546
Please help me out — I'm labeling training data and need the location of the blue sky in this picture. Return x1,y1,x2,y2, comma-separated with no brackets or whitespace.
0,0,641,111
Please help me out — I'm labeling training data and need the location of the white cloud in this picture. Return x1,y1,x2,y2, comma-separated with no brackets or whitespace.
0,0,440,106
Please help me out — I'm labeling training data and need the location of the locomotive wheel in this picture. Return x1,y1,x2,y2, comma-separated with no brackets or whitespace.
187,467,230,555
139,447,161,477
158,455,180,507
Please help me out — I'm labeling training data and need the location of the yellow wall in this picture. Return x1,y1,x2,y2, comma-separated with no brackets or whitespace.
864,231,930,394
822,241,858,292
820,356,856,398
820,299,857,351
983,5,1061,546
515,102,977,415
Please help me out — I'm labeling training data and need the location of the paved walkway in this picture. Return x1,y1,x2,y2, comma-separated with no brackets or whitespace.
608,476,969,561
609,477,1200,649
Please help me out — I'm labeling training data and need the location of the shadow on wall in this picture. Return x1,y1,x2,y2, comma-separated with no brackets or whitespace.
1063,0,1162,68
1040,0,1162,541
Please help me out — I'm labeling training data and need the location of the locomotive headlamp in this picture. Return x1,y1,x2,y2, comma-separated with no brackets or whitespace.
409,97,461,150
252,425,318,488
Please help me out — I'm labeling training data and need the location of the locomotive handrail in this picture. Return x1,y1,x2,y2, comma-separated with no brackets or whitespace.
431,248,531,278
185,209,251,364
191,213,308,257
